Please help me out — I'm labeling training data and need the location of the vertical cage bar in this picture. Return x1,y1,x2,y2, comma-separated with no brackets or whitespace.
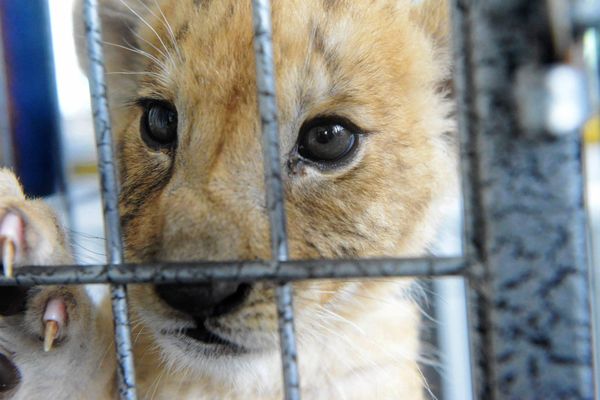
450,1,491,398
82,1,137,399
454,0,594,398
251,1,300,399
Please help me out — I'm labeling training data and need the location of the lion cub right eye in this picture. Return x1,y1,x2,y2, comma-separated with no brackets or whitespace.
294,116,362,169
139,100,178,151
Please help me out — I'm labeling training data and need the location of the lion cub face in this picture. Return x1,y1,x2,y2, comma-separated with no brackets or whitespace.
86,0,454,374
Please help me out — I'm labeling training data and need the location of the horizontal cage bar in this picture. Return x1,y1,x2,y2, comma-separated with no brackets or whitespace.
0,257,467,286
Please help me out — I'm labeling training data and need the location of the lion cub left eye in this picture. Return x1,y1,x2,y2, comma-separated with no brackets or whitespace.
297,117,360,164
139,100,178,150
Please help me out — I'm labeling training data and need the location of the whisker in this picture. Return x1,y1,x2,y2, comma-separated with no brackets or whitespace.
67,230,106,241
312,304,366,335
70,241,106,255
128,26,170,63
148,365,168,400
118,0,175,69
160,12,182,62
95,341,116,376
132,323,148,346
106,69,171,88
148,0,183,62
74,33,165,69
106,71,164,78
101,39,166,69
296,289,439,398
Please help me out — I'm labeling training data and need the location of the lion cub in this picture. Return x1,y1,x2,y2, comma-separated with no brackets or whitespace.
0,0,455,398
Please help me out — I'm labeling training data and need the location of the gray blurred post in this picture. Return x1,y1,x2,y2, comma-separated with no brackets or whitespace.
452,0,594,398
82,1,137,399
0,15,12,169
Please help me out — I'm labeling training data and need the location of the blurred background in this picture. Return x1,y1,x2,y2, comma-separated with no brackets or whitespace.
0,1,597,399
0,0,104,263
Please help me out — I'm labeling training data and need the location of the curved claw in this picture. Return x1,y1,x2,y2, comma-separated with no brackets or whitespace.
1,238,14,278
42,298,67,352
43,320,59,352
0,212,22,278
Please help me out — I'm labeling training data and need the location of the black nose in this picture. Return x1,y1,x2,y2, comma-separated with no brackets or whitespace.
155,282,251,318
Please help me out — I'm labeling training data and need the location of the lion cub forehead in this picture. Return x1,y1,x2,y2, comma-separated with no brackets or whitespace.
134,0,422,92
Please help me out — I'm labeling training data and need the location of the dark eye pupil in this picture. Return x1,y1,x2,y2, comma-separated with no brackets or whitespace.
315,127,334,144
147,106,176,142
299,123,356,162
141,102,178,149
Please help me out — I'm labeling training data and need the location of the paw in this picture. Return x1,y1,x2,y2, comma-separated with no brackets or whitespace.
0,208,72,341
0,169,75,350
0,170,96,397
0,169,71,273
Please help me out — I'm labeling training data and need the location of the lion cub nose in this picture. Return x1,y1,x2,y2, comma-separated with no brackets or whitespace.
155,282,251,318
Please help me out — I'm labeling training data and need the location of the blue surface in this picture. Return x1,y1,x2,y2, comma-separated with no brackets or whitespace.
0,0,63,197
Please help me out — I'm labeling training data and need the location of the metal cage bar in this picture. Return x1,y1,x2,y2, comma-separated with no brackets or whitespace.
0,257,467,286
453,0,594,398
251,1,300,398
450,2,489,398
82,1,137,399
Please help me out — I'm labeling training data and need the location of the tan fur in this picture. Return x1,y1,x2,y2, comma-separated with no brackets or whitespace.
0,0,455,398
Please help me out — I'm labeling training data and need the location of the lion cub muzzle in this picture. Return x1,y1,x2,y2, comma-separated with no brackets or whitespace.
155,282,252,345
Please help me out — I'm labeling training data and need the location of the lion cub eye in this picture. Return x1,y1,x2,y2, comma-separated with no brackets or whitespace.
297,117,360,164
139,100,178,150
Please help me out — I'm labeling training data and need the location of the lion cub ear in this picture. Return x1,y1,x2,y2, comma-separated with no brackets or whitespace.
73,0,151,104
409,0,451,50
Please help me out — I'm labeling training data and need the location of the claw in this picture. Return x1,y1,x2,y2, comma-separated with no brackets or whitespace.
43,320,58,352
42,298,66,352
0,212,22,277
1,238,14,277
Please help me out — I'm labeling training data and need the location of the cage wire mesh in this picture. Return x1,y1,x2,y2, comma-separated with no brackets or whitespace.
0,0,595,399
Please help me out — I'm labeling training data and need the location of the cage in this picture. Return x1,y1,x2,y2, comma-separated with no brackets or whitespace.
0,0,598,399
